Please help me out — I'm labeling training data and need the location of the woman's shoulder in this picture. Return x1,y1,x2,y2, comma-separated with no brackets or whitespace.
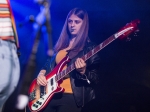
83,41,98,53
86,41,97,48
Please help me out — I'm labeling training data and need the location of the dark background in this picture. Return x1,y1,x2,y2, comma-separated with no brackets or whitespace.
4,0,150,112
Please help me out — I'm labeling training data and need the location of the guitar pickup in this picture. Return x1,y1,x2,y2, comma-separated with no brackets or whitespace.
51,78,53,85
36,101,42,105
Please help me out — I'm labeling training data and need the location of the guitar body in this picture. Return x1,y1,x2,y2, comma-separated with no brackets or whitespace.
28,56,70,112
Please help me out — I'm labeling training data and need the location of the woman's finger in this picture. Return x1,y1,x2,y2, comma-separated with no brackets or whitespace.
37,75,47,86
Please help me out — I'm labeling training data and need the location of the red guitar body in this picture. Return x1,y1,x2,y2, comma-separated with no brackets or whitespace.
28,56,70,112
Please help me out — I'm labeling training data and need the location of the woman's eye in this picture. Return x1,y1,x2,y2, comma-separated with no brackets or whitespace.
75,20,80,24
68,20,72,23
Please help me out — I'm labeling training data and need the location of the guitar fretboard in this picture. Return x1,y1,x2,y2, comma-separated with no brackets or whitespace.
55,35,116,81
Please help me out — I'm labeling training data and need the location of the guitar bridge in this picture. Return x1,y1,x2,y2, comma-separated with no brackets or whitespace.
29,89,36,101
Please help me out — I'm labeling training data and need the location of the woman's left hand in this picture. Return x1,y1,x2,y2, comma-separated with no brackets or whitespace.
75,58,86,75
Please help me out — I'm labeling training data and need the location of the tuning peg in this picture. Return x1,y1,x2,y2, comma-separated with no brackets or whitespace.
126,37,131,41
134,32,138,37
135,29,140,32
134,30,140,37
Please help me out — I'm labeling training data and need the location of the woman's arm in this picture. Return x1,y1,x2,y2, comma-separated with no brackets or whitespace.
75,53,100,85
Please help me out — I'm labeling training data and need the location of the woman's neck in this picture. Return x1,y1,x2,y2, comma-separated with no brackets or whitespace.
64,37,75,51
69,37,75,45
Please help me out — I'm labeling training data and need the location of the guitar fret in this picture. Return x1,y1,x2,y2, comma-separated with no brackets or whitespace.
99,43,103,49
92,49,94,55
95,46,99,53
66,68,69,74
62,71,65,78
89,51,92,57
58,73,60,81
63,70,67,76
84,54,87,60
82,55,85,60
59,72,62,79
87,51,92,60
107,38,112,44
62,70,66,77
56,75,58,81
59,73,61,80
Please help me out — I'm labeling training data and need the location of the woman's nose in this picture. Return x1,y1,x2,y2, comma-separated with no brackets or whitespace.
71,21,75,27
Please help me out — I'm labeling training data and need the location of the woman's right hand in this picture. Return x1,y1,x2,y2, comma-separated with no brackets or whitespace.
37,70,47,86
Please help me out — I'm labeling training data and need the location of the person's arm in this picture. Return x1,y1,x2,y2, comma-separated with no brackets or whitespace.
75,52,100,85
75,58,86,75
36,58,51,86
37,70,47,86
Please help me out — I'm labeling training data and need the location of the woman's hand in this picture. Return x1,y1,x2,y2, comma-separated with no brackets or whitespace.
75,58,86,75
37,70,47,86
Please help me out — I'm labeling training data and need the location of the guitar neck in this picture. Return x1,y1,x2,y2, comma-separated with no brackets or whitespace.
82,35,116,61
56,34,116,81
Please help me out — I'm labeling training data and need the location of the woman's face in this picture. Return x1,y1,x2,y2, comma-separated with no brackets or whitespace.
68,14,83,37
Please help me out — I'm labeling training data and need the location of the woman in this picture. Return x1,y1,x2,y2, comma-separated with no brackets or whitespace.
37,8,100,112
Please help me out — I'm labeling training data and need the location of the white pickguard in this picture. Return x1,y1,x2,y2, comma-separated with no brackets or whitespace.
31,74,58,111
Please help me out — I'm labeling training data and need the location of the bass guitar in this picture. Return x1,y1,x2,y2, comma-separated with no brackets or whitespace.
28,19,140,112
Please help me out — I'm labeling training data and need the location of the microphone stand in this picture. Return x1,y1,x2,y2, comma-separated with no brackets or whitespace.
13,0,53,111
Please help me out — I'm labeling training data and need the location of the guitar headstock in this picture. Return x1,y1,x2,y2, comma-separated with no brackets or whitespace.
114,19,140,40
